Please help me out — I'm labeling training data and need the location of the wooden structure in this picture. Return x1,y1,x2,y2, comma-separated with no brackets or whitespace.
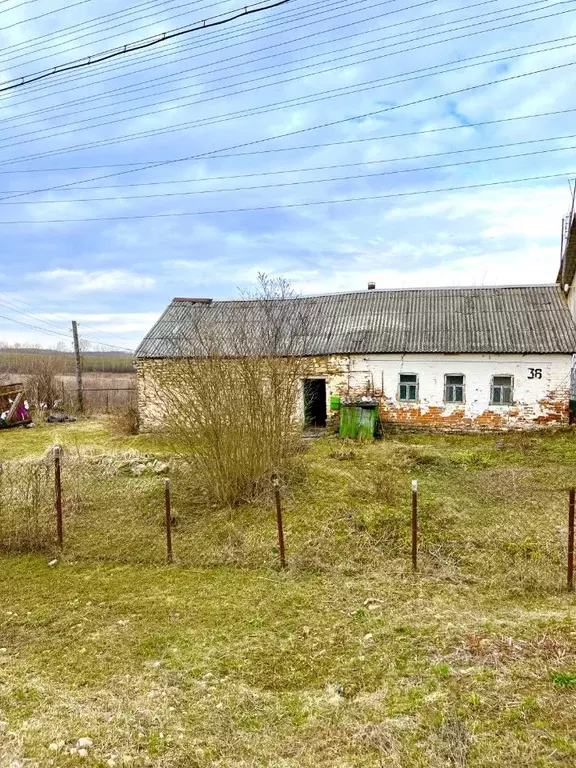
0,382,30,428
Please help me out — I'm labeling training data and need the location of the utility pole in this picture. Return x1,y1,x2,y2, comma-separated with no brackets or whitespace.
71,320,84,414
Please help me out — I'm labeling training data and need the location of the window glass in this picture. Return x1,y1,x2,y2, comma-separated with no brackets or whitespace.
445,374,464,403
399,374,418,402
491,375,513,405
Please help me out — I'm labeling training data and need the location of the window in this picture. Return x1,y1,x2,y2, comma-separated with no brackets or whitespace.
399,373,418,402
491,375,513,405
445,374,465,403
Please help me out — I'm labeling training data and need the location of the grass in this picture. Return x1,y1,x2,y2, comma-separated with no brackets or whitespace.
2,421,576,765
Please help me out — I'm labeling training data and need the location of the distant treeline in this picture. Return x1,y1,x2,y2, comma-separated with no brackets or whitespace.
0,349,134,374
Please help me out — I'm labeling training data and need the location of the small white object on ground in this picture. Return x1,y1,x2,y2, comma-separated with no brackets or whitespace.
78,748,89,758
47,559,58,567
76,737,93,749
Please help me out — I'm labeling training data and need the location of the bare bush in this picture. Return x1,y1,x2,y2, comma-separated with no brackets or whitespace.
0,459,53,552
150,274,311,506
108,403,139,435
23,355,63,410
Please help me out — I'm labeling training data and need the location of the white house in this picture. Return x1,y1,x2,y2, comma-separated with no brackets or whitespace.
136,280,576,432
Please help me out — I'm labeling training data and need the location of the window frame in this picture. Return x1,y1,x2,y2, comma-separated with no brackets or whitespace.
444,373,465,404
490,374,514,406
398,372,419,403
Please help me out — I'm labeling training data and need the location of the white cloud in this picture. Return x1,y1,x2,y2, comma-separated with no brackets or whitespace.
29,269,156,294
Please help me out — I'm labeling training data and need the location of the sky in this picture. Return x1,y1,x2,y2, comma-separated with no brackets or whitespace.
0,0,575,351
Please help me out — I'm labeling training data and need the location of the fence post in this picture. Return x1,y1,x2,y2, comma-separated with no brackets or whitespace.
568,487,575,591
411,479,418,572
272,474,286,569
54,446,63,548
164,478,173,564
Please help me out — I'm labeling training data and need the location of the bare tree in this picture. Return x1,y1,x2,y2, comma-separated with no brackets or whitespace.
150,274,311,505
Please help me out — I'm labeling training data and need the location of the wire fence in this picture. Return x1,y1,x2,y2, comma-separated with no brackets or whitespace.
0,444,574,592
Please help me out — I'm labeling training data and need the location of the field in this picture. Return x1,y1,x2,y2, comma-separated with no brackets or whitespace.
2,420,576,766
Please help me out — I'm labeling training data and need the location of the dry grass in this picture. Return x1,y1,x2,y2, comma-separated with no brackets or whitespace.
2,423,576,765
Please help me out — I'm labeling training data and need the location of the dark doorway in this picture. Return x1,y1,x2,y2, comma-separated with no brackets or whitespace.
303,379,327,427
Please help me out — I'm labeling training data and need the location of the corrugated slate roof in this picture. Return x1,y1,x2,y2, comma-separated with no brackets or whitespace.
136,284,576,358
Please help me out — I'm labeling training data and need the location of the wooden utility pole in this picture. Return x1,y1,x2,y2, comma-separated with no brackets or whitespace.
71,320,84,413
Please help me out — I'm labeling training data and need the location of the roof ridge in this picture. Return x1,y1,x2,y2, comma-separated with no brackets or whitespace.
193,283,559,304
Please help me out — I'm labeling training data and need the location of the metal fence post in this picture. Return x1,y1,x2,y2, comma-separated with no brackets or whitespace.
272,474,286,569
164,478,173,564
411,479,418,572
54,446,63,547
568,487,575,591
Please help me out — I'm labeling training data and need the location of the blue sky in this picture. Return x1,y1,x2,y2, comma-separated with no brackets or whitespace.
0,0,575,350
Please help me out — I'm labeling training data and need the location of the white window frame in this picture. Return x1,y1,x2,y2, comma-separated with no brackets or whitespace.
490,374,514,405
444,374,465,404
398,373,418,403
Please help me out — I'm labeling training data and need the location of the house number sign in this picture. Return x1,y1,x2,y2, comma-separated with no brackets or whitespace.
527,368,543,379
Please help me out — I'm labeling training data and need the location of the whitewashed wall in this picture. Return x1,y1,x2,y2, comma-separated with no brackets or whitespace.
138,353,572,432
319,353,572,430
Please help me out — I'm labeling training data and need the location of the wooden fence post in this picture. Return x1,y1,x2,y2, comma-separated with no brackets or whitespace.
411,479,418,572
568,487,575,591
164,478,173,564
54,446,63,547
272,474,286,569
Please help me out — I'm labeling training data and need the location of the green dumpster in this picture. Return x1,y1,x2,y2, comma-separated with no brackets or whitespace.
339,402,379,440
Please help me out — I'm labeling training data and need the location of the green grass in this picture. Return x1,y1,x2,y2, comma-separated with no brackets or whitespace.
2,423,576,765
0,418,166,461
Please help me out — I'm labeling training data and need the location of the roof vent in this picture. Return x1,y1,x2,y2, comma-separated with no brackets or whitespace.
172,297,213,304
367,282,376,290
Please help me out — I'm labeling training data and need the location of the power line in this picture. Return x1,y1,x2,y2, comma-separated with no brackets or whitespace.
0,0,320,72
1,43,574,173
0,172,571,224
0,292,139,345
1,107,574,173
3,144,573,204
0,59,573,200
0,0,502,122
0,0,292,94
0,307,134,351
0,0,552,134
4,131,574,193
0,0,248,66
1,0,93,32
0,0,383,108
0,0,43,13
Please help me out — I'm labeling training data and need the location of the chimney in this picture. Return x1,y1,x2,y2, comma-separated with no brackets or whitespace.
367,282,376,291
172,297,213,304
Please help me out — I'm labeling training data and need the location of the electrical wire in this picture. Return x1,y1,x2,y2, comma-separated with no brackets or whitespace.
0,308,134,351
0,0,248,66
0,0,292,94
1,33,573,165
0,0,500,119
0,292,139,345
0,0,547,130
1,107,574,173
0,0,329,71
0,0,388,107
1,0,93,32
3,144,573,204
4,131,574,194
0,172,571,224
1,59,573,195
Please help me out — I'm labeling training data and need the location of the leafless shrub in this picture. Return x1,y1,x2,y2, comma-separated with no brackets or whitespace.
108,403,139,435
0,459,53,552
24,355,62,410
150,274,311,506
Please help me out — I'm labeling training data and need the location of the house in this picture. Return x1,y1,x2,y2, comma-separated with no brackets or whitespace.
136,278,576,432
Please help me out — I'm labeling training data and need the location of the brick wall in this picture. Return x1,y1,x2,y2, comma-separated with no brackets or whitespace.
137,353,573,433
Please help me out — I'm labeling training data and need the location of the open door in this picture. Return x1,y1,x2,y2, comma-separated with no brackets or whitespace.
303,379,327,427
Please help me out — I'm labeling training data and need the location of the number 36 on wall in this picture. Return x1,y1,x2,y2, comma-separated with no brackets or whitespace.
528,368,543,379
